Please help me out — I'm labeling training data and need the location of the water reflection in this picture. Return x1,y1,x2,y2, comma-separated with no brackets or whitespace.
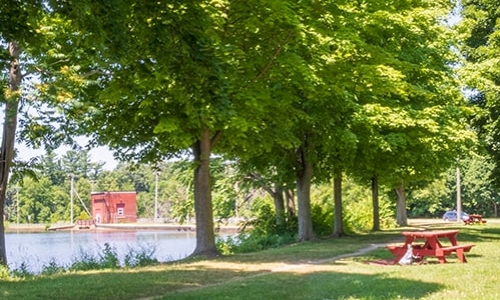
5,230,196,273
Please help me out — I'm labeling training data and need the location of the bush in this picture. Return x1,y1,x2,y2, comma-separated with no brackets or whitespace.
218,200,298,254
10,262,33,278
311,203,334,237
41,258,66,276
124,244,159,267
69,250,101,272
99,243,120,269
0,265,11,280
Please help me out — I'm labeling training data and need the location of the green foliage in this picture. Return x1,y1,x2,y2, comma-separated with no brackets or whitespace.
242,200,298,237
407,153,500,218
0,0,484,267
68,251,102,272
311,180,397,234
222,232,297,254
220,175,398,254
211,161,239,221
310,203,333,237
347,0,474,191
220,199,297,254
68,243,120,271
40,259,66,276
407,175,450,217
459,0,500,186
98,243,120,269
10,262,32,279
123,244,159,268
0,264,10,280
4,243,159,278
461,154,500,215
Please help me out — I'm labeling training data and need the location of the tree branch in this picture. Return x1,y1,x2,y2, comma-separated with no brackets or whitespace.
241,30,294,90
210,130,223,148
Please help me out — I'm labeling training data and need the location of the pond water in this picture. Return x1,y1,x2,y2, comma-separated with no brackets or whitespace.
5,230,197,273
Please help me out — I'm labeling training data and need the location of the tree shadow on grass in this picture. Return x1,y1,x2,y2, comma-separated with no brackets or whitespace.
0,262,445,300
457,226,500,242
159,269,444,300
0,267,266,300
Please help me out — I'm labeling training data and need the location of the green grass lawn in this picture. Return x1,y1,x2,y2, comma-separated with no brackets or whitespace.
1,221,498,300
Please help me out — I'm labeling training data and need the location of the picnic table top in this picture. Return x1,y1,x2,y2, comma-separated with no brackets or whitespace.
401,229,459,238
469,214,483,218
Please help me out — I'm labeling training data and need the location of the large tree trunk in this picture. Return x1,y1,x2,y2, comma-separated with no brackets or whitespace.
395,183,408,226
332,174,345,237
0,41,22,266
191,127,219,257
371,175,380,231
296,146,314,241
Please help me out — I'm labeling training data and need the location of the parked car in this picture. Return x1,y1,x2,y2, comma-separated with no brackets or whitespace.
442,210,469,222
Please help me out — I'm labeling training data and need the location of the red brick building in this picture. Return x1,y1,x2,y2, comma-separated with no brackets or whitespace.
91,191,137,224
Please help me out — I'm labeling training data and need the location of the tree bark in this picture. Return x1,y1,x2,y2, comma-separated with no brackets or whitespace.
371,175,380,231
273,184,285,227
395,183,408,226
296,146,314,241
191,127,219,257
332,174,345,237
251,174,286,227
286,189,295,217
0,41,22,266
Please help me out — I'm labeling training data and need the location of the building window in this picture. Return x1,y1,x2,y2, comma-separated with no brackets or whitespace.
117,207,124,216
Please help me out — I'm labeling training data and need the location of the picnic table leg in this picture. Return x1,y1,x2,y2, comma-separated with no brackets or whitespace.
437,255,447,264
455,248,467,263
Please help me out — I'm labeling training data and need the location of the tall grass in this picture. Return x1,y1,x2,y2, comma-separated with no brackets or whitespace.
2,242,159,279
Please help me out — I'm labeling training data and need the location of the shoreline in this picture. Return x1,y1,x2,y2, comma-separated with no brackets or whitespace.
5,222,241,234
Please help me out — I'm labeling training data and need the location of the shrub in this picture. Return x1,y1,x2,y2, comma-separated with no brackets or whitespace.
69,251,101,272
218,200,298,254
311,203,334,237
0,265,11,280
124,244,159,267
99,243,120,269
10,262,33,278
69,243,120,271
41,258,66,276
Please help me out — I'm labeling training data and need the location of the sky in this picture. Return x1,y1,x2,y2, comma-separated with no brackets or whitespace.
1,104,120,170
16,142,119,171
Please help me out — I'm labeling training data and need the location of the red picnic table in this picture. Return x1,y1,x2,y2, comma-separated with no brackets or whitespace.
464,214,487,225
386,229,475,264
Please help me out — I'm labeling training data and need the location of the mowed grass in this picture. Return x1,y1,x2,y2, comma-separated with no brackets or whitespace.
1,221,499,300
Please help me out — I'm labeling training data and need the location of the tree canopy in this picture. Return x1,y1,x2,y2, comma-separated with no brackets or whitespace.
459,0,500,185
0,0,485,265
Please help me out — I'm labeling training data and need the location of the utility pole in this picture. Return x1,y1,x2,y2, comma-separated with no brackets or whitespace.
456,166,462,224
154,171,159,222
16,184,19,225
70,174,74,225
90,180,96,193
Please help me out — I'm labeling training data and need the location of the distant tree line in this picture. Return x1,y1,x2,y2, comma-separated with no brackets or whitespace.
4,149,498,228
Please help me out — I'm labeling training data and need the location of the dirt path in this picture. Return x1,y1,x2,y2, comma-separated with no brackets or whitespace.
134,219,489,299
134,242,391,300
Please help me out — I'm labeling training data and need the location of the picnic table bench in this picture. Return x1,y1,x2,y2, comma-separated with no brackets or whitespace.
386,229,475,264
